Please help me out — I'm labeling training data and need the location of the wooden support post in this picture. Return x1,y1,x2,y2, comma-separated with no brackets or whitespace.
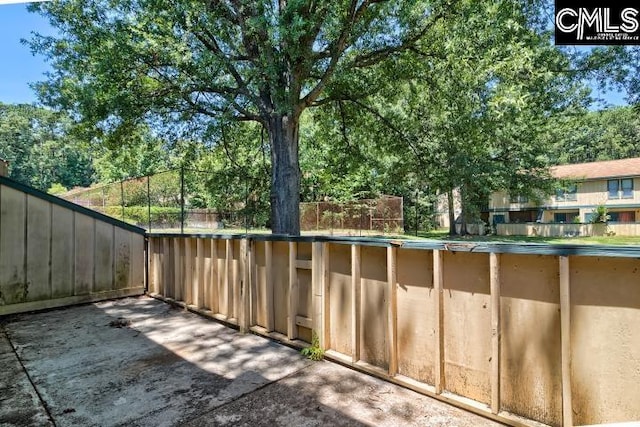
196,238,204,308
233,240,241,321
490,252,501,414
225,239,232,320
173,238,182,301
249,239,257,326
288,241,298,340
239,238,250,333
162,237,170,297
560,256,573,427
264,241,275,332
149,237,157,294
312,242,324,348
322,243,331,350
210,239,219,315
387,245,398,377
433,249,445,394
203,239,212,310
184,238,193,304
351,244,361,363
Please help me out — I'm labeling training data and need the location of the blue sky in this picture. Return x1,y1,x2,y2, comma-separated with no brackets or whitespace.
0,3,630,107
0,3,58,104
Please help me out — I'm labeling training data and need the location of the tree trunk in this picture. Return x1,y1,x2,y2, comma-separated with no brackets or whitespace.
448,189,457,236
267,113,301,235
459,185,468,236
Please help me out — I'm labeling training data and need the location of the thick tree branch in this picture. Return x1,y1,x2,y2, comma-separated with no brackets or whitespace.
350,2,456,68
192,29,265,112
344,97,427,167
299,0,382,110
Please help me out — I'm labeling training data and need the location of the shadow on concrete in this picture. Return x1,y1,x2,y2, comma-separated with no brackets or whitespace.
1,296,501,427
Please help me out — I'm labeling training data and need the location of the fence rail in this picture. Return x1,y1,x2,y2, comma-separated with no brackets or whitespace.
147,233,640,427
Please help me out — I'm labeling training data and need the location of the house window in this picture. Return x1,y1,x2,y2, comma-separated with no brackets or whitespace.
553,212,579,223
509,194,528,203
608,211,636,222
556,184,577,201
608,178,634,199
622,178,634,198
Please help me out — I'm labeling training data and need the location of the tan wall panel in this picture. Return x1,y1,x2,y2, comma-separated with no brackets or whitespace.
175,238,185,302
201,238,212,310
148,237,156,293
328,243,352,356
297,242,313,319
298,242,312,259
130,234,145,289
114,228,132,289
160,239,169,296
51,205,74,298
360,246,388,369
576,178,640,206
156,239,165,295
26,196,51,302
74,213,94,295
396,248,435,384
215,240,227,316
272,241,289,334
0,186,27,305
491,178,640,210
231,239,241,319
159,238,170,298
570,256,640,425
443,252,491,404
181,238,192,304
254,241,267,327
188,238,199,304
297,269,312,318
94,222,114,292
500,254,562,426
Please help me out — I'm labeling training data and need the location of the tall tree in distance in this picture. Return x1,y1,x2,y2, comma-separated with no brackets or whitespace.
30,0,453,235
0,103,94,191
303,0,588,234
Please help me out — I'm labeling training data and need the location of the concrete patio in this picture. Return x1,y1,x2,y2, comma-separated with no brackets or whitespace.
0,296,502,427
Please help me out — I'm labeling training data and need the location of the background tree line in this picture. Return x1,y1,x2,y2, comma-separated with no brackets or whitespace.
1,0,638,234
3,100,639,232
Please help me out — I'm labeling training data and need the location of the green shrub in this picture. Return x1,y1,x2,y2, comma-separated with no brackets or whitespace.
589,205,609,224
103,205,182,225
301,332,324,361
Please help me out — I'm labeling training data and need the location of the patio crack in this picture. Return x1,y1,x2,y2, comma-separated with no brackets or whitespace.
4,328,57,427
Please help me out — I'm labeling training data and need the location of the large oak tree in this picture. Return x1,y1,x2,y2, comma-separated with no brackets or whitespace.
30,0,454,234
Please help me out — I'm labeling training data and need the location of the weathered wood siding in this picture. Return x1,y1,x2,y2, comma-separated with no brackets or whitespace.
0,178,145,315
148,234,640,427
491,178,640,210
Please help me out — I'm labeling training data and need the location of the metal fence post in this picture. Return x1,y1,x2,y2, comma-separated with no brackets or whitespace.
180,167,185,234
120,180,125,221
147,175,151,232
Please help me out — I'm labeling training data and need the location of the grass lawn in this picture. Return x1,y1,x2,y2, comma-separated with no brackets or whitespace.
404,229,640,245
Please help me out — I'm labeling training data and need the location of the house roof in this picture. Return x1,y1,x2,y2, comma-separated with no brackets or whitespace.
551,157,640,180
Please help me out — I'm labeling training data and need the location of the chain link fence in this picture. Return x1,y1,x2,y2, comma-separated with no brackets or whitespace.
61,169,404,235
300,196,404,235
61,168,268,233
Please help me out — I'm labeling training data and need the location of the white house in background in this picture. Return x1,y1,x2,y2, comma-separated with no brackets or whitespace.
488,157,640,226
